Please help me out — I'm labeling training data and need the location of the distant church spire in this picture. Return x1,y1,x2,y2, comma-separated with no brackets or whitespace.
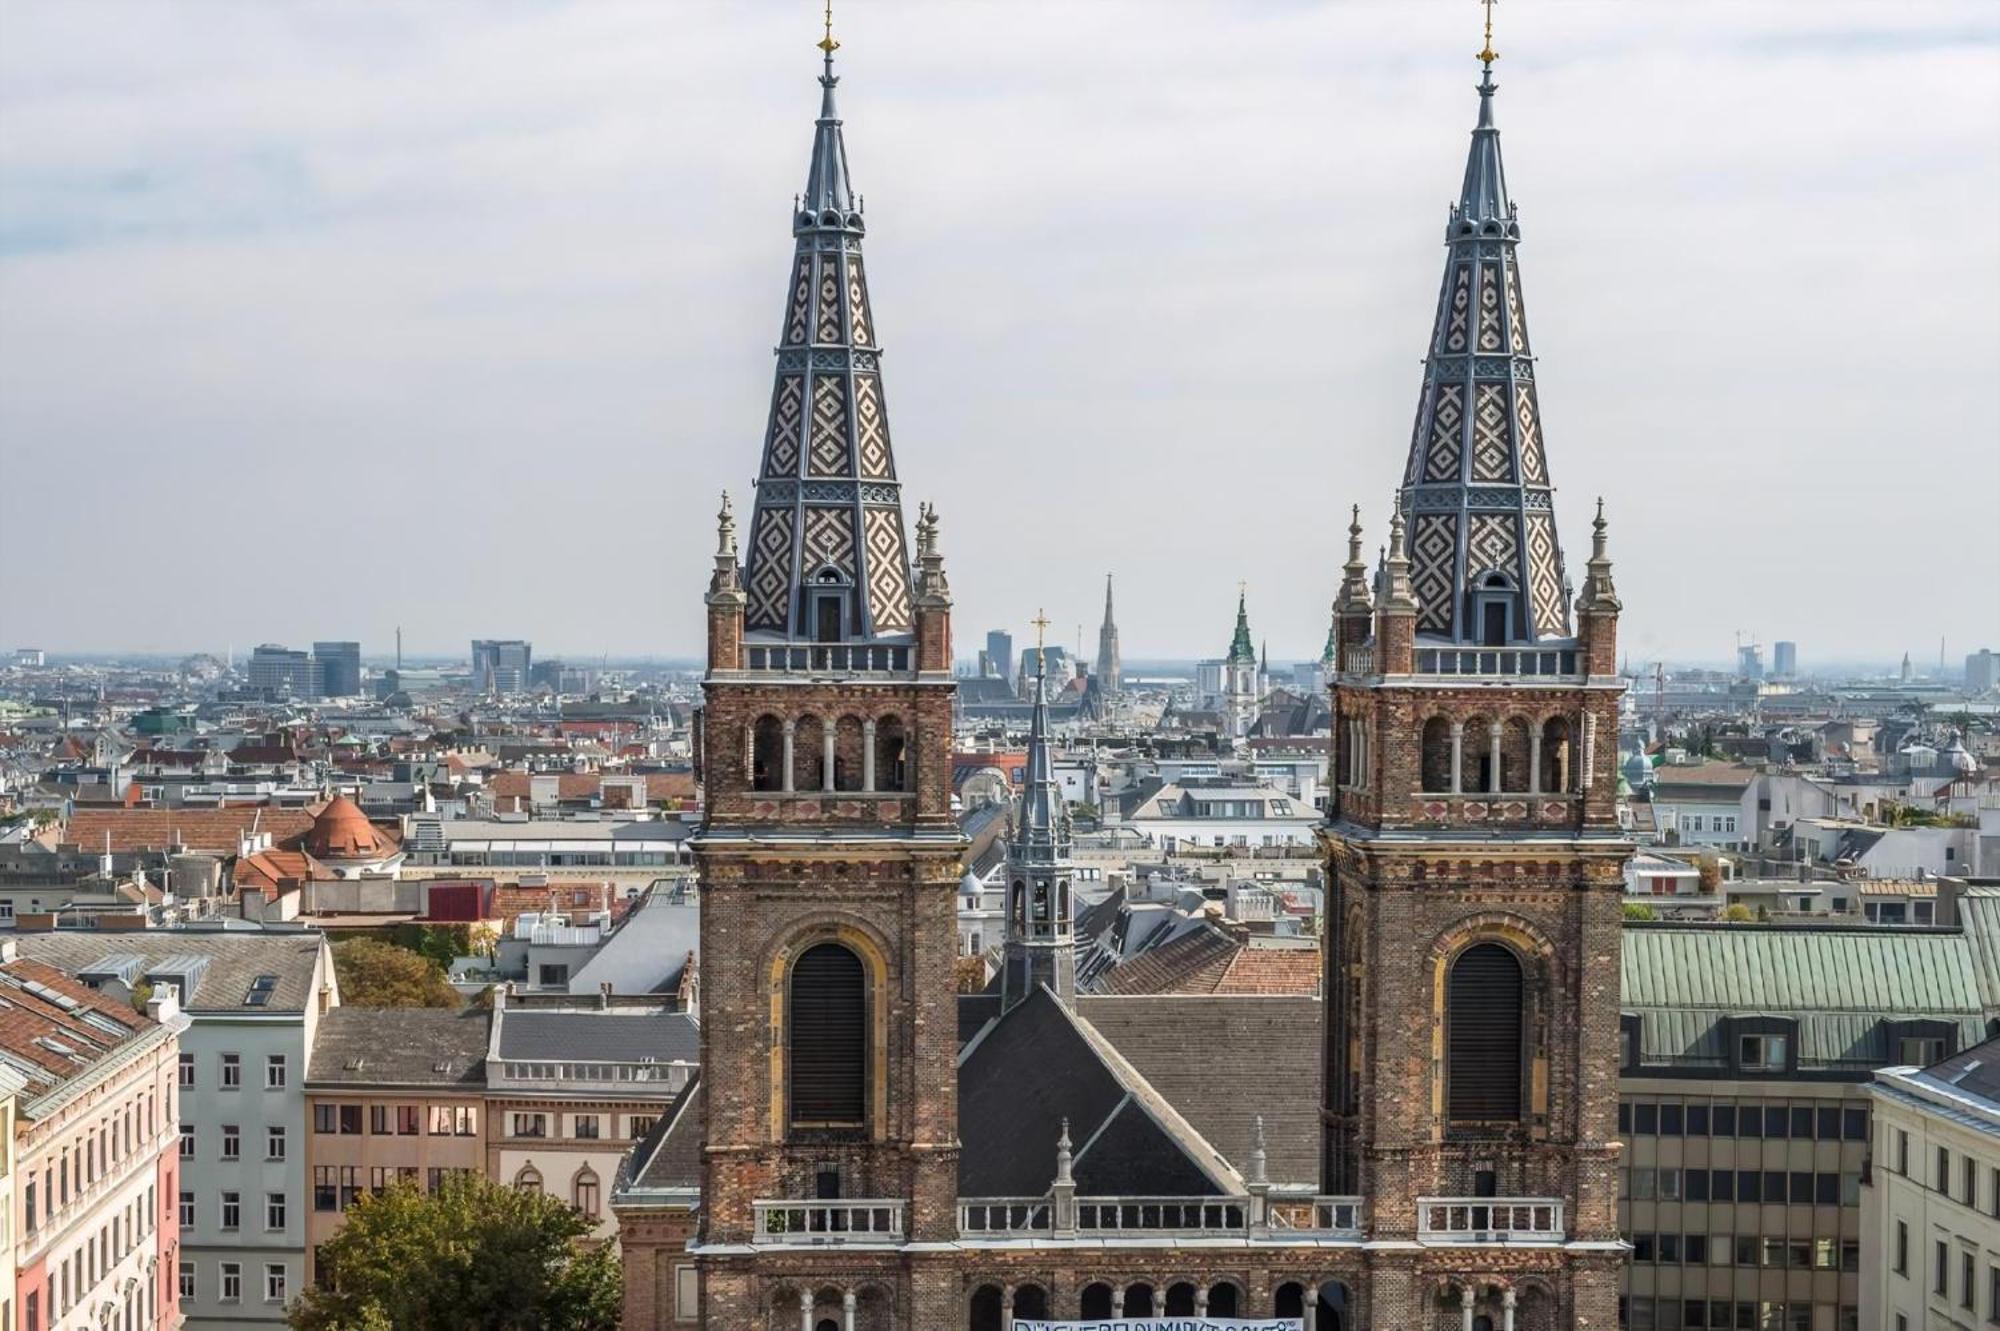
1096,573,1122,703
1395,1,1571,647
1227,587,1256,665
738,24,914,643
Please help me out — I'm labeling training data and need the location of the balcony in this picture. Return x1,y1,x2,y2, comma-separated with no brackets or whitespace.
1414,647,1580,679
956,1194,1366,1242
1076,1197,1247,1236
957,1198,1052,1235
1268,1196,1367,1236
744,644,911,676
751,1199,904,1245
1417,1197,1564,1244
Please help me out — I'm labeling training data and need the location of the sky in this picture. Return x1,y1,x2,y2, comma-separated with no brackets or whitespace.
2,2,1997,670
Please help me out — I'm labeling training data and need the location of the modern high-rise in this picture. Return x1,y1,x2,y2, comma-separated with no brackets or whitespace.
1967,649,1998,694
1773,640,1798,680
470,639,532,694
984,629,1013,682
247,645,322,700
1322,24,1631,1323
311,641,361,698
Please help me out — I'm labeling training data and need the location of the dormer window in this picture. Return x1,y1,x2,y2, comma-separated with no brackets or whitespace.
1471,571,1518,646
1739,1033,1787,1071
808,565,852,643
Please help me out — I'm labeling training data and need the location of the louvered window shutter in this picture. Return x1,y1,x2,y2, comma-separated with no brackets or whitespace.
1447,942,1524,1120
790,944,867,1126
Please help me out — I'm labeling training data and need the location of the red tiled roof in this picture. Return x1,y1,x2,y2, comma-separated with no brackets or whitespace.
63,807,317,855
302,794,400,860
0,958,158,1099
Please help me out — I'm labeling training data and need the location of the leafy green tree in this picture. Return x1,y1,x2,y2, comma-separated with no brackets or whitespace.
1622,903,1658,921
287,1175,620,1331
332,938,460,1009
1721,904,1755,923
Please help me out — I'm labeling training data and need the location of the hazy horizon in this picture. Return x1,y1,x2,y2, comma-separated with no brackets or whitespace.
4,3,1997,662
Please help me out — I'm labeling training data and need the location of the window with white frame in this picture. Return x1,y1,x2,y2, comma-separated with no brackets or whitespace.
179,1262,195,1300
220,1053,241,1089
266,1054,287,1089
220,1263,242,1302
265,1264,287,1304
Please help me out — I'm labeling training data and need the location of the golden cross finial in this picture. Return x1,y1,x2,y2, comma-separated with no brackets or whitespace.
1478,0,1498,66
1031,609,1050,652
817,0,839,56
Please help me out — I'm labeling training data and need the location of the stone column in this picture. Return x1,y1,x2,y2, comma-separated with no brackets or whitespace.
862,719,876,791
781,720,796,793
798,1289,812,1331
822,725,836,792
1488,720,1504,793
842,1289,856,1331
1110,1287,1124,1316
1529,729,1542,795
1302,1295,1317,1331
1450,721,1464,795
1195,1288,1209,1315
1460,1286,1475,1331
1001,1287,1014,1326
1502,1287,1516,1331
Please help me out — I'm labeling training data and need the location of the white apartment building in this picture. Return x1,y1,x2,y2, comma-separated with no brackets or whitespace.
1863,1034,2000,1331
18,931,338,1331
1124,779,1320,850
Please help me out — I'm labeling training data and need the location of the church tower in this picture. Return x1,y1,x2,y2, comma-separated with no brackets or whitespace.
1000,618,1076,1013
692,26,965,1330
1095,574,1121,707
1322,22,1630,1329
1224,589,1258,740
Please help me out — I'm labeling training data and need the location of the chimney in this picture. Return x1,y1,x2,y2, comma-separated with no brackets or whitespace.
147,988,180,1023
597,982,611,1010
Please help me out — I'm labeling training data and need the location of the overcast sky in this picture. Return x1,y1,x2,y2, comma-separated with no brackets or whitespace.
3,2,1996,669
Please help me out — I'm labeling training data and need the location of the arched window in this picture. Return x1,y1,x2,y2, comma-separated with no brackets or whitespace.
1164,1283,1198,1315
513,1164,541,1194
794,715,826,793
1336,718,1354,789
1207,1283,1240,1316
751,715,784,792
1013,1286,1049,1319
967,1284,1003,1331
1447,942,1525,1122
1274,1283,1305,1317
874,716,909,793
1123,1284,1155,1317
789,943,867,1130
1500,716,1534,793
1541,717,1573,794
1080,1284,1114,1318
833,716,865,791
1421,716,1454,793
572,1167,599,1219
1460,714,1494,794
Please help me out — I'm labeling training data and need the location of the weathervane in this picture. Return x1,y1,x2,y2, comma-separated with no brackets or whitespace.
818,0,839,56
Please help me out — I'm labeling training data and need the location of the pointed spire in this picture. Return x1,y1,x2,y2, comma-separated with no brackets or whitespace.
1460,0,1511,223
1018,609,1066,856
1227,586,1256,664
1334,504,1373,614
804,1,854,216
1054,1117,1074,1186
1102,573,1115,627
1248,1113,1269,1188
1577,497,1622,614
707,491,743,601
1381,512,1419,614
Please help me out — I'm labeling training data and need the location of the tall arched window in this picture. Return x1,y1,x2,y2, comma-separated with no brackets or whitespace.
1013,1286,1049,1319
1460,715,1494,794
571,1167,599,1219
1541,716,1573,794
1421,716,1454,793
789,943,867,1130
1500,716,1534,793
833,715,865,792
968,1285,1004,1331
793,715,826,792
1079,1285,1114,1318
513,1164,542,1194
751,715,784,792
874,716,909,793
1447,943,1525,1122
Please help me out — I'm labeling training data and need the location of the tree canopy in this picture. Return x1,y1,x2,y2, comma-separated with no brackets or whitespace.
331,937,461,1009
287,1175,620,1331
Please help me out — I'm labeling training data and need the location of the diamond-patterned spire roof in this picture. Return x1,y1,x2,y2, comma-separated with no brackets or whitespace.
738,48,914,643
1394,55,1571,646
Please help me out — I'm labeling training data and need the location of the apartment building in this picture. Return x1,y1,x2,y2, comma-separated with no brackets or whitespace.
1862,1035,2000,1331
2,945,187,1331
15,931,337,1331
0,1065,24,1331
301,1008,488,1285
484,990,695,1240
1619,923,1990,1331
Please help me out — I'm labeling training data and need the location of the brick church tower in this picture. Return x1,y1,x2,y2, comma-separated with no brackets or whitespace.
1321,26,1631,1331
690,29,966,1331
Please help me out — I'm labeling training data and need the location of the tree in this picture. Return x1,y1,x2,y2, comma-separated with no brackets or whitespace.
332,938,460,1009
1696,854,1723,895
1622,903,1658,921
287,1175,619,1331
1721,904,1755,923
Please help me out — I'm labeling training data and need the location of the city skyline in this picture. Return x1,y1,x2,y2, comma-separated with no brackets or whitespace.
3,3,1996,659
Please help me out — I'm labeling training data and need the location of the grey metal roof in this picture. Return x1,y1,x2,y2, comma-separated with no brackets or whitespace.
307,1008,489,1088
494,1008,698,1063
13,930,326,1014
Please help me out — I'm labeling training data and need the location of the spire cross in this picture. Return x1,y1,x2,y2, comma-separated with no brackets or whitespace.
1032,609,1050,655
1478,0,1498,67
817,0,839,56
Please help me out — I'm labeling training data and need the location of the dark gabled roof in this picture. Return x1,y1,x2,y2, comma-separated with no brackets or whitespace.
1077,993,1322,1188
1914,1033,2000,1105
957,986,1239,1198
494,1008,698,1063
13,931,326,1015
623,1079,704,1194
957,992,1001,1047
306,1008,489,1087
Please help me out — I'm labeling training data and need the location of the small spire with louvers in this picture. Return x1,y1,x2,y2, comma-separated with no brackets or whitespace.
1017,611,1069,862
739,26,914,643
1395,10,1571,646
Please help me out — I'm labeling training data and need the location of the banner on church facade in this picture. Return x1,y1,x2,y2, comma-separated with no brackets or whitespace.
1009,1320,1303,1331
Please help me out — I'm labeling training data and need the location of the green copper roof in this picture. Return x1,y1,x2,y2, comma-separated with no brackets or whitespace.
1226,592,1255,665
